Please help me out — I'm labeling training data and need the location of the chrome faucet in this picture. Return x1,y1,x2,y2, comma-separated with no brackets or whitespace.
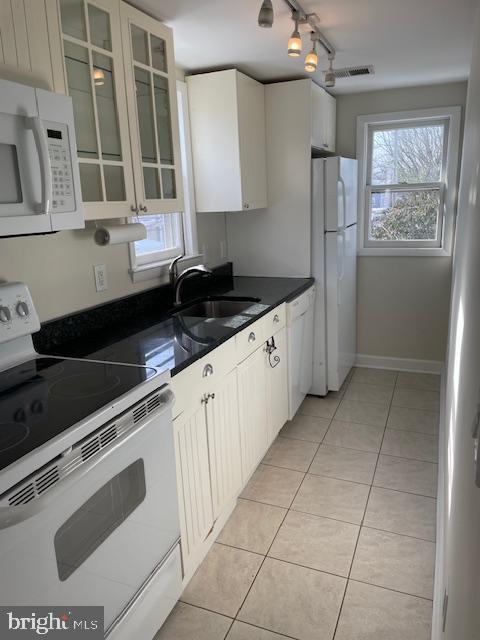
169,254,184,288
171,260,213,305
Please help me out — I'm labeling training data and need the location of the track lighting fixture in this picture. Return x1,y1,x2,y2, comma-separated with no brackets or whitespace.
93,68,105,86
258,0,274,28
287,12,302,57
324,56,335,88
304,33,318,72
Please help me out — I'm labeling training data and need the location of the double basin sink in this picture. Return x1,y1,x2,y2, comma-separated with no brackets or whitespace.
174,296,260,319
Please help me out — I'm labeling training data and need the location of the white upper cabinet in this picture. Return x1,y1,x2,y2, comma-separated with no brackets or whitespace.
47,0,136,219
39,0,182,220
186,69,267,213
311,81,336,153
120,2,183,216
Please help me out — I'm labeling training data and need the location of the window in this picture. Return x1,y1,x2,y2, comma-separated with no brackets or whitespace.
357,108,461,256
129,81,198,279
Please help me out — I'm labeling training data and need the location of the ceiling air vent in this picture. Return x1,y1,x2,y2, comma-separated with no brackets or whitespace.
334,65,375,79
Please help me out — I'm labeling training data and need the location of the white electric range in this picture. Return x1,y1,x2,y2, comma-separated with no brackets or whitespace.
0,282,182,639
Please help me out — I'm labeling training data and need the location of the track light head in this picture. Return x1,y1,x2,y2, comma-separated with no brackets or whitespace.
258,0,274,28
288,13,302,57
324,56,335,87
305,32,318,72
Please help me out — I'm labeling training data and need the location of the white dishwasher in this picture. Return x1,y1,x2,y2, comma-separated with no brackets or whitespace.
286,285,316,419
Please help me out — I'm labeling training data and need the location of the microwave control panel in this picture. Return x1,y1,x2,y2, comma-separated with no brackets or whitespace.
45,121,76,214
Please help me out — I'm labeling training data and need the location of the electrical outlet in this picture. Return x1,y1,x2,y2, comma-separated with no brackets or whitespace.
94,264,108,292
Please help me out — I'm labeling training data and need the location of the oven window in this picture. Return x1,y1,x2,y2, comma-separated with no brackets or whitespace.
0,144,22,203
54,459,146,581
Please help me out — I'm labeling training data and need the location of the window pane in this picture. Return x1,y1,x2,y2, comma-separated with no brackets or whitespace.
371,124,445,185
104,165,126,201
88,4,112,51
79,163,103,201
151,34,167,72
93,52,122,161
143,167,161,199
64,41,98,159
161,168,176,199
55,459,146,581
369,189,440,241
60,0,86,41
135,67,157,163
131,24,149,65
154,75,174,165
135,213,181,256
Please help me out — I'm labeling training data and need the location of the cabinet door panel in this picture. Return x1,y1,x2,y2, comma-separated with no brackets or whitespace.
266,327,289,444
50,0,135,219
120,2,183,215
206,369,242,519
174,402,213,573
237,347,268,482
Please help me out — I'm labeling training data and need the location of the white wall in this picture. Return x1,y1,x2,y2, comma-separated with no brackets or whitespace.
336,82,467,363
435,5,480,638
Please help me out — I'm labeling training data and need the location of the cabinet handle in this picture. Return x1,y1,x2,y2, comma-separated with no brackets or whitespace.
243,203,250,209
273,314,280,324
139,204,148,213
130,204,139,214
202,364,214,377
248,332,256,343
201,392,215,405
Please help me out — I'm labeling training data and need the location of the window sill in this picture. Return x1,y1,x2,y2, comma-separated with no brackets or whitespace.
129,253,204,283
358,247,452,258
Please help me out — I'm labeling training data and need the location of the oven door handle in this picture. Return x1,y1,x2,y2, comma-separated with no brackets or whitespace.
0,387,175,530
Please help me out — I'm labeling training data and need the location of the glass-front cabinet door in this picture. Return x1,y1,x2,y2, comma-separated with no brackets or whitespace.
52,0,135,219
120,2,183,215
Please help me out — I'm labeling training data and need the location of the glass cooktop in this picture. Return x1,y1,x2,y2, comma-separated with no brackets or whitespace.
0,357,157,473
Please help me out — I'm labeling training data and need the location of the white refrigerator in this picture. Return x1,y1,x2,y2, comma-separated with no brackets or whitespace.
311,157,358,396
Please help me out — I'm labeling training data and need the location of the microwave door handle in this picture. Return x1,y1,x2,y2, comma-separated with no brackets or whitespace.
27,116,52,214
0,388,175,529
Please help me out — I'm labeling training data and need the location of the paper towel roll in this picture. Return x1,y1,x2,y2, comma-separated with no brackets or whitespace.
94,222,147,246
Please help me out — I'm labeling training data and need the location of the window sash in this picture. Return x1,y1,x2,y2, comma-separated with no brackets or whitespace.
364,183,445,248
133,211,184,266
366,118,449,188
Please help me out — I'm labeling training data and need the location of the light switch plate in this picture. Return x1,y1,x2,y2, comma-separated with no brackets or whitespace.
94,264,108,292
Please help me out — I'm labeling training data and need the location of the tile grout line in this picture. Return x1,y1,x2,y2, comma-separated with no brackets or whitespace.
331,370,399,640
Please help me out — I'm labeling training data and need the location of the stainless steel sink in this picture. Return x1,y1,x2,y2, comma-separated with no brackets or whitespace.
175,298,258,318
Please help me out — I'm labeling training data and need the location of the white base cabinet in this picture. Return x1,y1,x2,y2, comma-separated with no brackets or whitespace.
171,303,290,582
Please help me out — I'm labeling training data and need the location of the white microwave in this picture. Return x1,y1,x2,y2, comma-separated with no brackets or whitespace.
0,78,83,236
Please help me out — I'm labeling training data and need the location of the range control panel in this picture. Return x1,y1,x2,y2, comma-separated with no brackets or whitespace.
46,120,76,214
0,282,40,344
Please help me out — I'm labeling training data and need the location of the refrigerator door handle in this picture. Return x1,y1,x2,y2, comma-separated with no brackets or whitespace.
338,177,347,230
337,230,345,306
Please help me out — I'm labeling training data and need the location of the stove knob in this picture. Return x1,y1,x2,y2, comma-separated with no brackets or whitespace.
0,306,11,323
16,301,29,317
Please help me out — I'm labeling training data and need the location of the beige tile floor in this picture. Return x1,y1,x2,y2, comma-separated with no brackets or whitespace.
155,367,440,640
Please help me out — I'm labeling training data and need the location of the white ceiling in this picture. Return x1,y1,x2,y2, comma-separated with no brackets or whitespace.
129,0,477,94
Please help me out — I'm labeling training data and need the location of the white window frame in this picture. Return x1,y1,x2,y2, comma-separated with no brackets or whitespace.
129,80,199,282
357,107,461,257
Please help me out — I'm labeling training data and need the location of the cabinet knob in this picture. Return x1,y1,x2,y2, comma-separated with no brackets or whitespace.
248,332,256,343
139,204,148,213
273,314,280,324
130,204,139,214
202,364,214,377
243,203,250,210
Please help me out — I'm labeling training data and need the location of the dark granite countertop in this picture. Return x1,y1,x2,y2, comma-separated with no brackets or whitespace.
35,271,314,377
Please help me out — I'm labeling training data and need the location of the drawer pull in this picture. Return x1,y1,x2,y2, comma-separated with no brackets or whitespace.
248,332,256,343
202,364,214,377
273,314,280,323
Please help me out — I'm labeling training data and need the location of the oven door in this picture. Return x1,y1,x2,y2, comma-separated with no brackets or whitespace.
0,387,179,630
0,81,52,235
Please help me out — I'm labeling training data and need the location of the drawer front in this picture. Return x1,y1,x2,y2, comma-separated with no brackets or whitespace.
171,338,237,418
263,303,286,337
235,316,266,363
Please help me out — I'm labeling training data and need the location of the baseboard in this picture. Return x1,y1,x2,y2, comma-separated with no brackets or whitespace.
355,353,444,374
